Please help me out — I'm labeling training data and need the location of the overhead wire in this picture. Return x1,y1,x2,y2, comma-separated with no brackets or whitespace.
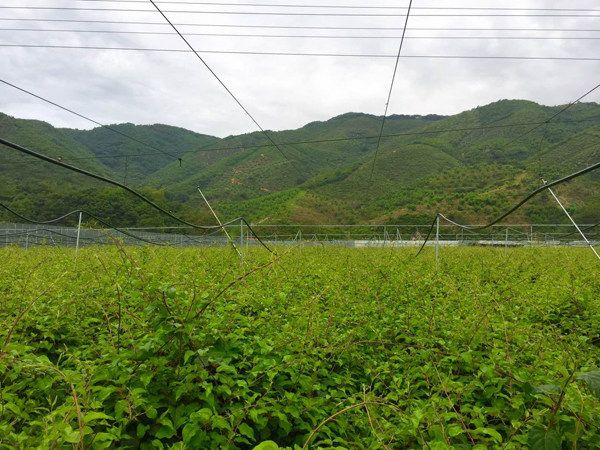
415,160,600,256
0,136,274,252
370,0,413,181
560,220,600,238
38,1,600,12
0,202,166,245
2,116,599,167
4,2,599,245
0,227,102,244
414,80,600,256
147,0,293,166
0,204,229,246
0,78,184,164
3,7,600,17
2,19,598,33
1,45,598,61
3,29,600,40
496,82,600,152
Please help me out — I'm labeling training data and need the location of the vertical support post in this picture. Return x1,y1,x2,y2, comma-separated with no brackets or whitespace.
543,180,600,261
239,218,244,268
530,225,533,244
197,187,242,262
75,211,83,254
505,228,509,249
435,214,440,264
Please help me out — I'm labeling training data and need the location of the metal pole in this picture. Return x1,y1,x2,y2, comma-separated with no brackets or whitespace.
542,180,600,260
239,218,244,267
435,214,440,264
530,225,533,244
197,187,242,260
75,211,83,253
505,228,508,249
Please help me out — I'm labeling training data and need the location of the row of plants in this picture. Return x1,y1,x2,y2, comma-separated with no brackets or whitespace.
1,245,599,448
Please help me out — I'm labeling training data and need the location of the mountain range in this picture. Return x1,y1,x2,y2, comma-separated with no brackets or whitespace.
1,99,599,228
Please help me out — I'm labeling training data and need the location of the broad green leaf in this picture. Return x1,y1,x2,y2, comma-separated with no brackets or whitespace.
447,424,463,437
190,408,212,425
239,422,255,440
576,370,600,399
151,439,164,450
140,373,153,387
211,415,230,431
155,417,176,439
184,350,195,364
534,384,560,394
146,406,158,419
155,425,176,439
63,426,81,444
476,427,503,443
249,409,268,428
84,411,113,423
183,422,201,445
528,427,561,450
253,441,279,450
137,423,149,438
94,432,117,443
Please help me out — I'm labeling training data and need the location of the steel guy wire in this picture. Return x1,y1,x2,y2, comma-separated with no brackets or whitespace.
6,29,600,40
4,7,600,17
2,19,599,32
370,0,413,181
38,1,600,12
415,160,600,256
147,0,294,167
2,45,599,61
0,78,183,164
2,117,599,167
0,202,167,245
0,137,275,252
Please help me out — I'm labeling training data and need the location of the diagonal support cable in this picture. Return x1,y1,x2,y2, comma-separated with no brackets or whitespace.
415,159,600,256
197,186,242,259
370,0,414,180
0,78,183,163
148,0,292,164
542,179,600,260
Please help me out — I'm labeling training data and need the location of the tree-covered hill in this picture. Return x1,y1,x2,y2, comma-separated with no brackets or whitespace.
0,100,598,227
63,123,219,184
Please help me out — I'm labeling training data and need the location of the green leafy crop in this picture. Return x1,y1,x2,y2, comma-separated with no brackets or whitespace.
0,245,599,448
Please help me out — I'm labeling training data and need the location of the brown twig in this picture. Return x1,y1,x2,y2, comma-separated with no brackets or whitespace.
302,400,400,449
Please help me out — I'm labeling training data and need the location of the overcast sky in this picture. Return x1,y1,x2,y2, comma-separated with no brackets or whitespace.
1,0,599,137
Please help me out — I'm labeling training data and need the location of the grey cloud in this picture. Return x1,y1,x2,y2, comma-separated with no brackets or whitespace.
0,0,599,137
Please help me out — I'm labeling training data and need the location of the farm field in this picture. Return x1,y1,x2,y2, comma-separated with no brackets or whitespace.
1,246,599,449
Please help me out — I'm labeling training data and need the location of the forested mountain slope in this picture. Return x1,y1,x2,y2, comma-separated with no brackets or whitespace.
0,100,598,226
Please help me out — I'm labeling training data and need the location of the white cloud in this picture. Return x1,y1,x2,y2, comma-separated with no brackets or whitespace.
0,0,599,136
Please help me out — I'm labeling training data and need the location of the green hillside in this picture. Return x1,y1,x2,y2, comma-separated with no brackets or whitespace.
63,123,219,184
0,100,598,227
